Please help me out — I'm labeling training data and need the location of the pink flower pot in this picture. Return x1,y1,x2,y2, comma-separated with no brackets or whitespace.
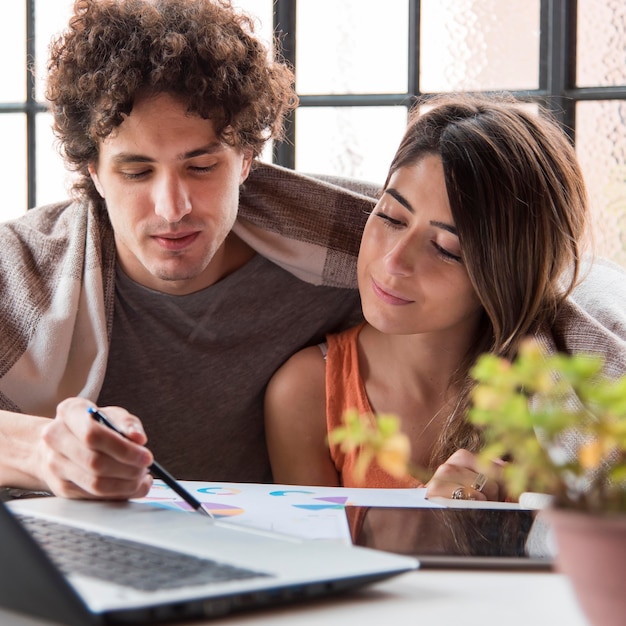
549,509,626,626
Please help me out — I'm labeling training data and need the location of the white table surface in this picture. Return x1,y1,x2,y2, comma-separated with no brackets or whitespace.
0,569,589,626
208,569,589,626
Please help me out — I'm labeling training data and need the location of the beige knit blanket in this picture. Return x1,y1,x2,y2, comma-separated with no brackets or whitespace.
0,162,624,418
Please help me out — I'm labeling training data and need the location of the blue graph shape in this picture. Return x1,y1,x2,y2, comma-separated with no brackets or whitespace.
196,486,240,496
293,504,345,511
269,490,315,497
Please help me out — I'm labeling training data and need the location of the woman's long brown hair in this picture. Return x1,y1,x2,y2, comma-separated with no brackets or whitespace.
385,93,589,465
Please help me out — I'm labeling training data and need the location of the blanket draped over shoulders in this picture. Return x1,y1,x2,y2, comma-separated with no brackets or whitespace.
0,200,116,416
0,162,624,417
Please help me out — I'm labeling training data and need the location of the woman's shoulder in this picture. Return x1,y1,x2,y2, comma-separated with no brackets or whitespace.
326,322,367,357
267,344,327,405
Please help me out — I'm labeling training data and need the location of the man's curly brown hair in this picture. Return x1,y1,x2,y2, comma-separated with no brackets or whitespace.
45,0,297,203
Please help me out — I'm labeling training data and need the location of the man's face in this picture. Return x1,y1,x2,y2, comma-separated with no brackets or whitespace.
88,92,253,295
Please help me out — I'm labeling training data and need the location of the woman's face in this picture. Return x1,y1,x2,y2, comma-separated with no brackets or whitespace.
357,155,483,338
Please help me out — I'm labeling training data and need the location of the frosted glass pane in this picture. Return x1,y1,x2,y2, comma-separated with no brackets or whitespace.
576,101,626,268
36,113,73,207
296,0,408,95
420,0,540,93
34,0,75,101
577,0,626,87
233,0,274,49
295,106,408,184
0,115,28,221
0,3,26,101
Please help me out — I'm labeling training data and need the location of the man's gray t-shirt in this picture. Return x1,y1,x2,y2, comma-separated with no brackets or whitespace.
97,254,361,483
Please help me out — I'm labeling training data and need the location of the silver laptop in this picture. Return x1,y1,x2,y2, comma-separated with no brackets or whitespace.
1,496,418,625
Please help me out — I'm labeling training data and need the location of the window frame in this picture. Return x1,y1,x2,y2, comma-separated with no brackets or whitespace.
5,0,626,209
275,0,626,166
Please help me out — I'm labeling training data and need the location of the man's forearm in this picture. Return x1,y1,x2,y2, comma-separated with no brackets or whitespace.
0,410,49,491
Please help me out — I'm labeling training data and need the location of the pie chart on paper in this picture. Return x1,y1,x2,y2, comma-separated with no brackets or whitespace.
178,501,245,518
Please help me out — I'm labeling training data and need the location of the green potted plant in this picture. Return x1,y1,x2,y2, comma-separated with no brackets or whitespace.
468,338,626,513
468,339,626,626
330,338,626,626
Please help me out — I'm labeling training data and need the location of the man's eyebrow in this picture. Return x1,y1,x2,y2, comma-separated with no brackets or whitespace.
385,187,458,235
111,153,153,164
183,143,225,159
111,142,225,164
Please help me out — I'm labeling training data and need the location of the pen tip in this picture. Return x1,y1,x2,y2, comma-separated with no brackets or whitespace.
197,505,214,519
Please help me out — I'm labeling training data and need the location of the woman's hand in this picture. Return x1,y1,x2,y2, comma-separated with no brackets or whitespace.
425,449,507,502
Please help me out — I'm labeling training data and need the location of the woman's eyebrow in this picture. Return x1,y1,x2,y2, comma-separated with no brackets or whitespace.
385,187,414,213
385,188,458,235
430,220,458,235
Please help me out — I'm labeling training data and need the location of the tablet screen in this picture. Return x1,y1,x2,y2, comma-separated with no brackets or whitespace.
345,505,555,569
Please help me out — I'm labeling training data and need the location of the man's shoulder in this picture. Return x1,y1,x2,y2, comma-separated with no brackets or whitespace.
204,253,362,333
1,199,83,239
236,253,360,304
0,196,113,293
237,163,379,289
244,162,381,200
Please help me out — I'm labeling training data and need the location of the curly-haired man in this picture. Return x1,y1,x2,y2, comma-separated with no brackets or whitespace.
0,0,374,500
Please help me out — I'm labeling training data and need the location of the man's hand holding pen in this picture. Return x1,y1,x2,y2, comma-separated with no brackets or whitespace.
88,407,212,518
38,397,153,500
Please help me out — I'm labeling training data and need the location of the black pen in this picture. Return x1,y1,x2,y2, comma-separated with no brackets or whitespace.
87,407,213,519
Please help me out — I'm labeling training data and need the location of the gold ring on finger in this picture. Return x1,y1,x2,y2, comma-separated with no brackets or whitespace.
451,487,476,501
471,473,488,493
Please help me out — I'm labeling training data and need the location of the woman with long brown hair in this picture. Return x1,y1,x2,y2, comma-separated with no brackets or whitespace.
264,92,625,500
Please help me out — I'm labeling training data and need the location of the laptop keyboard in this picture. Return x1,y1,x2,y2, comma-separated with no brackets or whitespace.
16,514,270,592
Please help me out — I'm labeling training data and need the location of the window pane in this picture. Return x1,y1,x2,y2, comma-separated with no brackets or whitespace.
296,0,409,95
0,115,28,222
295,106,407,183
34,0,75,101
233,0,274,48
577,0,626,88
0,3,26,101
36,112,72,207
420,0,540,93
576,101,626,268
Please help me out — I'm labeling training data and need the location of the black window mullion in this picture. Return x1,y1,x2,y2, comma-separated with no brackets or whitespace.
296,94,410,108
538,0,550,95
561,0,578,142
540,0,577,142
26,0,37,209
272,0,297,169
407,0,420,107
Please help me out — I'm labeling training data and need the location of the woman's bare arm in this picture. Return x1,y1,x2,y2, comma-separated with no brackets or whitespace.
265,346,340,487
